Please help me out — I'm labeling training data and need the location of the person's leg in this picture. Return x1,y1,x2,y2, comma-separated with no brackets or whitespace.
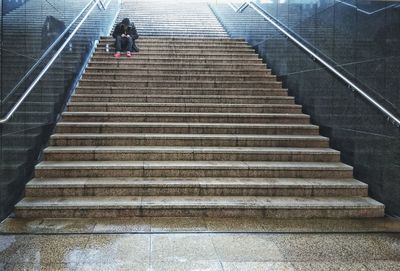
114,35,122,57
126,36,133,52
126,36,133,57
132,39,140,52
115,35,122,52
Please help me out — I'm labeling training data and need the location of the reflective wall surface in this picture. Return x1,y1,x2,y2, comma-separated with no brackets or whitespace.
0,0,120,220
211,0,400,216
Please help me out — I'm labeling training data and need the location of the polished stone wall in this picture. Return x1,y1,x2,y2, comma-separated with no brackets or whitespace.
0,0,120,220
212,0,400,216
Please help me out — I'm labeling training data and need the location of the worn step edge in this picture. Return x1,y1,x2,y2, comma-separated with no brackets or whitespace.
15,196,384,218
43,146,339,155
87,62,266,67
70,95,291,100
42,146,340,162
49,133,329,147
66,103,298,108
55,122,319,129
60,112,308,122
25,178,368,197
54,123,320,135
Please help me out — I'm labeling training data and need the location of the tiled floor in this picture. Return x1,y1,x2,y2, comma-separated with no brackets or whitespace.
0,232,399,270
0,217,399,270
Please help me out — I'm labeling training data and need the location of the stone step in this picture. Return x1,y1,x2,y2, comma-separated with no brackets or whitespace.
55,122,320,135
15,195,384,218
81,73,275,82
96,48,256,54
135,31,227,35
43,146,339,162
100,37,244,44
85,67,270,76
60,112,308,124
133,29,225,33
125,33,228,37
34,161,353,178
132,30,227,34
74,86,288,96
49,133,330,148
99,35,244,43
25,177,368,197
87,61,266,70
69,94,294,104
96,43,253,50
130,24,225,27
89,57,263,64
66,102,301,113
132,26,226,30
92,54,259,60
98,44,250,51
78,79,281,88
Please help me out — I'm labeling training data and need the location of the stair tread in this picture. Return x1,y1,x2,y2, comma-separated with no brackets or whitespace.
44,146,339,154
71,94,289,99
94,53,259,57
26,177,367,188
36,161,352,170
56,122,317,128
16,196,383,209
50,133,327,139
86,67,267,71
76,86,287,91
80,80,274,84
87,62,267,68
100,37,244,42
62,112,305,117
85,70,268,75
67,102,299,107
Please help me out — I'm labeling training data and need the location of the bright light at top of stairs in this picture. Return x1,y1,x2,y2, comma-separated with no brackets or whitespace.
136,0,231,3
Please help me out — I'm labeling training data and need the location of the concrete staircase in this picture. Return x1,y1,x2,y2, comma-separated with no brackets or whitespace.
117,0,228,37
14,36,384,218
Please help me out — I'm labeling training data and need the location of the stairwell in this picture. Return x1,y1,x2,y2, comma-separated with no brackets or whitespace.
14,0,384,218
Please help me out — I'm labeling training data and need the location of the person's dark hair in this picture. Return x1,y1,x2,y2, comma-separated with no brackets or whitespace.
122,18,130,27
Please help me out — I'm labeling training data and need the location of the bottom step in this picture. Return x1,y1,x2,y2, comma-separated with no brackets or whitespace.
15,196,384,218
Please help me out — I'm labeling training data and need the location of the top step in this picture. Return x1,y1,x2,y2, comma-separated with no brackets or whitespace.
100,37,245,43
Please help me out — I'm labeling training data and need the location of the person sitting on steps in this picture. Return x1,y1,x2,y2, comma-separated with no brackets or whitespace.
112,18,139,58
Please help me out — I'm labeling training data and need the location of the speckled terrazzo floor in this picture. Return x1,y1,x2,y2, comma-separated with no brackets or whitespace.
0,217,399,270
0,232,399,270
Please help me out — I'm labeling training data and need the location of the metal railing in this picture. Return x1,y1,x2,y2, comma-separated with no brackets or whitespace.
0,0,107,124
230,1,400,128
335,0,400,15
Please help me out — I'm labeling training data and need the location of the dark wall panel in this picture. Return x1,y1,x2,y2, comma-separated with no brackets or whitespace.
211,0,400,216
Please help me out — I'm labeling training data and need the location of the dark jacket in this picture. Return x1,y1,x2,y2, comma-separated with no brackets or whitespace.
112,21,139,40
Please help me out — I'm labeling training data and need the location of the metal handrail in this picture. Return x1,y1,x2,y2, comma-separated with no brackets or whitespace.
230,1,400,127
0,0,105,124
104,0,113,9
335,0,400,15
1,0,94,104
96,0,106,10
